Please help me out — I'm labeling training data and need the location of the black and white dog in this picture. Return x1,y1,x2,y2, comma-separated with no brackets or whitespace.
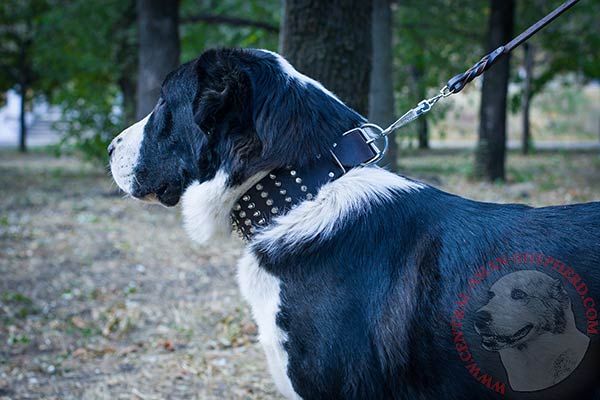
109,48,600,400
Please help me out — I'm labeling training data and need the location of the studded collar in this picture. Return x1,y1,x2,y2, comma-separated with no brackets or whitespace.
230,124,384,240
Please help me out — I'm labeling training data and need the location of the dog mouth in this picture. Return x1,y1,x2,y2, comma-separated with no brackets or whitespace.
128,183,177,206
154,182,182,207
478,324,533,351
127,176,185,207
138,193,160,203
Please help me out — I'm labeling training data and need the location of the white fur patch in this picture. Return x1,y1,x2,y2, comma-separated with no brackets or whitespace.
259,49,343,105
237,251,301,400
110,113,151,194
181,169,267,245
254,167,424,253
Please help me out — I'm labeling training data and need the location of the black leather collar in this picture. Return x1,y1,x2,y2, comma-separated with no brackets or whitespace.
231,124,384,240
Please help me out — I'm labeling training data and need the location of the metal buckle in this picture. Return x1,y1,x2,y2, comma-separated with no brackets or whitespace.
330,123,387,171
330,150,347,173
359,123,387,164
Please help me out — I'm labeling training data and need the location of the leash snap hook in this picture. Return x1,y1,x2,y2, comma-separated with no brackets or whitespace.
416,100,432,116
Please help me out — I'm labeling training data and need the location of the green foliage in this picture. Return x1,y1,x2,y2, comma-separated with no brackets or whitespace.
1,0,595,161
394,0,599,145
392,0,487,145
180,0,279,62
0,0,278,162
1,0,136,163
37,0,137,164
509,0,600,112
0,0,50,106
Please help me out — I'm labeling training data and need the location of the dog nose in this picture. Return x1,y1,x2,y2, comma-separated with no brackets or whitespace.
474,310,492,328
107,137,122,158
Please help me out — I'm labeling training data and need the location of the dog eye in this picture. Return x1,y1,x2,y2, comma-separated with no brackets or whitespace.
511,289,527,300
487,291,495,300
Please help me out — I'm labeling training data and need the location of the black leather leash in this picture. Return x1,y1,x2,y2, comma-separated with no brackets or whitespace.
231,0,580,240
380,0,580,137
446,0,580,94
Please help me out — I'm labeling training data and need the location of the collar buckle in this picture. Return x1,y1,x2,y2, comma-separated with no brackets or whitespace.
330,123,387,172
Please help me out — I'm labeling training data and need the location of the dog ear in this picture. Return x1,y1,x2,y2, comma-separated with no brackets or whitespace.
193,69,252,136
193,49,365,169
251,76,363,168
549,279,569,305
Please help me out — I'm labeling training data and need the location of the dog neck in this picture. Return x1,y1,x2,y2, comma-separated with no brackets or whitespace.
499,328,590,392
230,125,384,240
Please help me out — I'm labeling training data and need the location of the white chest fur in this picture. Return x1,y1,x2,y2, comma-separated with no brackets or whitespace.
237,251,301,400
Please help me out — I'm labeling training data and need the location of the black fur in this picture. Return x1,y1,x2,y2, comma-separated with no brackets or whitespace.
253,187,600,399
132,48,364,204
123,49,600,399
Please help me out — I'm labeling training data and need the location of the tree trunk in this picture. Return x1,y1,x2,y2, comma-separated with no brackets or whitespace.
117,0,138,126
521,43,534,155
18,41,28,153
409,64,428,150
475,0,514,181
418,115,428,150
281,0,373,116
18,82,27,153
136,0,180,119
120,77,138,126
369,0,397,170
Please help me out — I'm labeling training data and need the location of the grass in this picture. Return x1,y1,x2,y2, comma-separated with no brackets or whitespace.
398,149,600,205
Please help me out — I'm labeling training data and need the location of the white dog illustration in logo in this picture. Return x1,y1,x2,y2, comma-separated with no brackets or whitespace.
474,270,590,392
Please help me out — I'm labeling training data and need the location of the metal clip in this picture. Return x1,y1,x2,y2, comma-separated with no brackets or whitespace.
416,100,432,116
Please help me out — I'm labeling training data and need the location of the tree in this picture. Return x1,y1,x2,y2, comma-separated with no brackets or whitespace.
369,0,397,170
136,0,180,119
475,0,514,182
521,43,534,155
393,0,486,150
510,0,600,155
409,64,429,149
179,0,279,61
35,0,138,162
518,0,600,95
0,0,49,152
280,0,373,116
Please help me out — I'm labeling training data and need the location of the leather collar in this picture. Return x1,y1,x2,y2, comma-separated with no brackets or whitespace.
231,124,384,240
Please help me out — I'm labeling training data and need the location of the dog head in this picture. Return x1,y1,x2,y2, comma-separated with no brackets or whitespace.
474,270,570,351
109,49,364,243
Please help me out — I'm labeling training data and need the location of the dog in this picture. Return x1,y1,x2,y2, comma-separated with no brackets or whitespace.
474,270,590,392
108,48,600,399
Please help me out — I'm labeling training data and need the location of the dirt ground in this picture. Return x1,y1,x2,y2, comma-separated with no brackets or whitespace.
1,150,599,400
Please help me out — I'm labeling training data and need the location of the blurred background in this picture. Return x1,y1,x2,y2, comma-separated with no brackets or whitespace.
0,0,598,399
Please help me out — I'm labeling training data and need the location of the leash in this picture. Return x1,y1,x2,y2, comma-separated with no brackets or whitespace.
378,0,580,139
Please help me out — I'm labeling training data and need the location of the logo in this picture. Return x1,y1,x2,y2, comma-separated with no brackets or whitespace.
451,253,598,396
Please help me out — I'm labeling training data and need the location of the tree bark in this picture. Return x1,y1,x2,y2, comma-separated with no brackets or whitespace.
521,43,534,155
18,42,29,153
369,0,397,171
408,64,428,150
119,77,137,126
475,0,514,181
116,0,138,126
417,115,428,150
280,0,373,116
19,82,27,153
136,0,180,119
